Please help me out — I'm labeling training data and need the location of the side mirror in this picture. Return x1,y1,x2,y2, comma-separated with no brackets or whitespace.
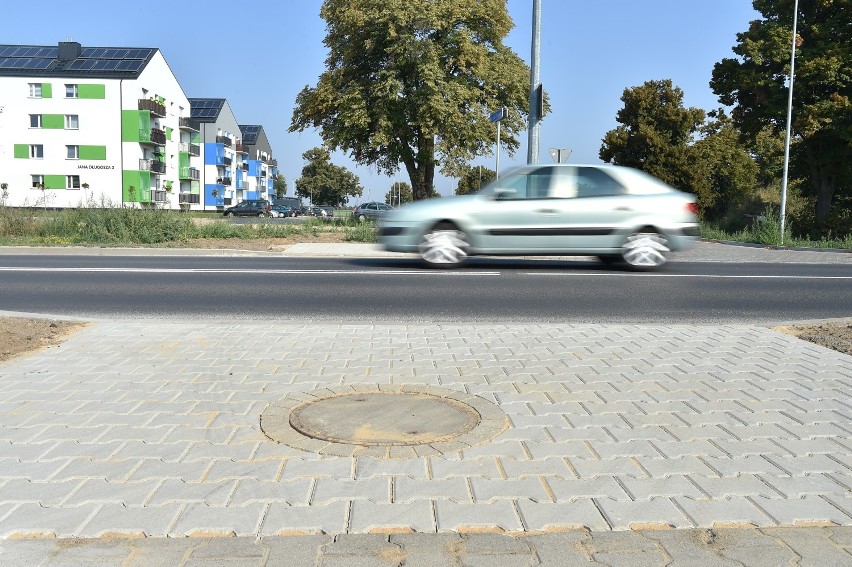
493,188,517,200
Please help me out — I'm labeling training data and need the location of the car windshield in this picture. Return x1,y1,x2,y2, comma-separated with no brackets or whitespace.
477,168,553,199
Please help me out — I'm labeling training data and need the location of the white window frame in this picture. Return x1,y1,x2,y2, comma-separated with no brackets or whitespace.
66,175,81,190
65,114,79,129
28,83,42,98
31,175,44,188
66,145,79,159
65,84,78,98
29,114,42,128
30,144,43,159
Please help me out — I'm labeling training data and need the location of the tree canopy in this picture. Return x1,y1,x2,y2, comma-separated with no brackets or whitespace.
294,147,363,207
710,0,852,222
455,164,496,195
273,174,288,199
600,79,705,191
385,181,412,206
290,0,533,201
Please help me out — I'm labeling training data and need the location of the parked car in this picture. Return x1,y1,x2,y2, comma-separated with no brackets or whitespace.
270,204,296,218
223,200,270,217
353,202,394,221
378,164,699,270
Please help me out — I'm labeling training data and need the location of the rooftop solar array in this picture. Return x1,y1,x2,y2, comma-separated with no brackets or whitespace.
189,98,225,121
0,44,155,77
240,125,262,144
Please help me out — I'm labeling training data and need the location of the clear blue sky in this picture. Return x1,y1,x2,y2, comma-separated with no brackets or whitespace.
5,1,760,202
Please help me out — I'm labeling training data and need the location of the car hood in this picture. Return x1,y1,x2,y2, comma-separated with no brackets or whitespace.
383,194,481,223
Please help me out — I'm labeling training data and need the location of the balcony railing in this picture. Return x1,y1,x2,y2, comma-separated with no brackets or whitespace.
179,193,200,204
179,117,198,131
235,142,248,154
139,128,167,146
180,167,200,181
151,190,167,202
215,135,232,147
267,158,277,167
241,163,248,171
224,197,233,206
139,159,166,174
217,177,233,186
223,156,232,167
189,144,200,156
138,98,166,117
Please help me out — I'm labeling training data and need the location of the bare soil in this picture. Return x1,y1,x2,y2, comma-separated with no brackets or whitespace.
0,317,849,365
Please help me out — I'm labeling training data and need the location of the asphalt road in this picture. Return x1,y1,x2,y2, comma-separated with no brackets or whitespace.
1,255,850,323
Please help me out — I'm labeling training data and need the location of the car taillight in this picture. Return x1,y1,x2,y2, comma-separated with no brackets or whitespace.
686,202,699,215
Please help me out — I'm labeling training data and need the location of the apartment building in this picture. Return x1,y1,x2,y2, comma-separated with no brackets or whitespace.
0,41,203,210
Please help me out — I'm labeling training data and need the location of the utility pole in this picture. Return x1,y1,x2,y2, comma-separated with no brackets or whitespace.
780,0,799,246
527,0,542,164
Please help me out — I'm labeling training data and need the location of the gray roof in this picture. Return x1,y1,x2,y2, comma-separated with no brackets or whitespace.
0,42,156,78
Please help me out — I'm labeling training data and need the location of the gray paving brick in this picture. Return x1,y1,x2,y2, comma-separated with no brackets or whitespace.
515,499,609,531
547,476,630,502
434,500,524,532
594,497,691,530
61,478,161,507
0,502,99,538
81,503,183,537
146,479,238,506
203,459,281,482
429,457,502,479
312,478,390,505
470,478,552,503
0,479,81,506
569,456,647,479
280,457,353,480
348,500,435,533
752,495,852,526
673,496,772,527
354,458,428,479
393,477,471,503
129,460,209,482
169,502,266,537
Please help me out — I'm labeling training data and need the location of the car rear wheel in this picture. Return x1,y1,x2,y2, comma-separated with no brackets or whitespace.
227,212,235,217
419,223,470,267
357,214,366,222
621,230,669,269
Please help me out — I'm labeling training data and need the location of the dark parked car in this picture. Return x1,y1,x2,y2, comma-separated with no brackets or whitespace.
270,204,296,218
223,200,270,217
353,202,393,221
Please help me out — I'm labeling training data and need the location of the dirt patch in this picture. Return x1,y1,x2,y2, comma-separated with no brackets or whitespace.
0,317,89,363
772,319,852,356
161,233,352,252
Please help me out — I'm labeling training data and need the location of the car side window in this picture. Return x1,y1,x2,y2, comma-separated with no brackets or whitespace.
576,168,625,198
496,168,554,199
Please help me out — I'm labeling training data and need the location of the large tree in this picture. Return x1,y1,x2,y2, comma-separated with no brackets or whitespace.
455,165,496,195
710,0,852,222
290,0,532,201
294,147,363,207
273,174,288,199
599,80,706,192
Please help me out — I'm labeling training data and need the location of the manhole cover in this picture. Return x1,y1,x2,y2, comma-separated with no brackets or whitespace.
260,385,509,458
290,392,479,446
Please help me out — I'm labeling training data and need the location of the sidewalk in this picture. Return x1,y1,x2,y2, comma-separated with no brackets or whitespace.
0,242,850,565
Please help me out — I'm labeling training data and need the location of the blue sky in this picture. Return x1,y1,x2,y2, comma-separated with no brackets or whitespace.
5,1,760,202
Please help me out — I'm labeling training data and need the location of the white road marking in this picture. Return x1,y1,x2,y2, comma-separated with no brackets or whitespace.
0,267,501,276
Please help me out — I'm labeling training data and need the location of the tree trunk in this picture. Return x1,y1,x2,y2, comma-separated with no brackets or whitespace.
404,135,436,201
805,145,836,222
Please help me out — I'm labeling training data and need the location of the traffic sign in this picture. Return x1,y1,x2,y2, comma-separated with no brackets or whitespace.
489,107,508,123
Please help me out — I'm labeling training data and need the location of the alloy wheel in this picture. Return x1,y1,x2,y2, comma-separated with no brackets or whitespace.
621,232,669,269
419,227,470,266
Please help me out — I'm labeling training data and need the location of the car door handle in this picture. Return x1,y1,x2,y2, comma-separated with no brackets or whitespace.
536,209,558,214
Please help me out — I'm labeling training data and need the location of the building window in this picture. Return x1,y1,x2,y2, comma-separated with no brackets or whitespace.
31,175,44,188
65,84,78,98
30,145,43,159
66,175,81,190
28,83,42,98
65,114,79,129
67,145,79,159
29,114,42,128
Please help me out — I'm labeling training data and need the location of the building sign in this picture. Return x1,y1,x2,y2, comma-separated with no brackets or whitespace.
77,164,116,170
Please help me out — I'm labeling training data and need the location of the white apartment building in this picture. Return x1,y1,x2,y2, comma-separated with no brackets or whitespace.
0,41,201,210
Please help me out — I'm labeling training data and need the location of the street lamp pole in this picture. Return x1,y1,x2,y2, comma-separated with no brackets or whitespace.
527,0,542,164
779,0,799,245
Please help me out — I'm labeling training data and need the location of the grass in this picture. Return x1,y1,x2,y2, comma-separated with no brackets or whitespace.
700,206,852,250
0,203,378,246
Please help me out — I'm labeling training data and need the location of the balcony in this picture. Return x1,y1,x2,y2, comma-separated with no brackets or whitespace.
139,128,166,146
139,159,166,174
267,158,277,167
151,190,167,202
138,98,166,117
217,177,233,187
235,142,248,154
261,170,268,177
215,135,232,147
224,197,233,206
189,144,200,156
180,167,200,181
179,193,200,204
179,117,198,131
241,163,248,171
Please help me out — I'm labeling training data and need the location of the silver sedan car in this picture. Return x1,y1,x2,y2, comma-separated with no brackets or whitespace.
378,164,699,269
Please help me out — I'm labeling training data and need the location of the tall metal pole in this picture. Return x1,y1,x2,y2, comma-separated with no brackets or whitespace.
527,0,541,164
496,121,502,180
779,0,799,245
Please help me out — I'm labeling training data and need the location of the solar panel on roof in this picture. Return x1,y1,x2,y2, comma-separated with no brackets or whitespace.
33,59,52,69
128,49,148,59
20,47,39,56
126,60,143,72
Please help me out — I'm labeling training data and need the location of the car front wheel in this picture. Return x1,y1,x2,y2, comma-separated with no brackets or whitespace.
620,230,669,269
419,224,470,267
357,214,366,222
227,212,235,217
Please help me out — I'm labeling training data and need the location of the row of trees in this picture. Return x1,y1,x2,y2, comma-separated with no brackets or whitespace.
284,0,848,236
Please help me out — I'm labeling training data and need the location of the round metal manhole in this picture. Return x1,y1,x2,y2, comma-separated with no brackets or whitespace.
260,385,509,459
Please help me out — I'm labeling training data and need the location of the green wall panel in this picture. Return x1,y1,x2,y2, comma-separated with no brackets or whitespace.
179,151,190,170
166,127,173,141
44,175,65,189
78,84,106,99
122,170,151,202
79,145,107,160
14,144,29,159
41,83,52,98
42,114,64,129
121,110,150,142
